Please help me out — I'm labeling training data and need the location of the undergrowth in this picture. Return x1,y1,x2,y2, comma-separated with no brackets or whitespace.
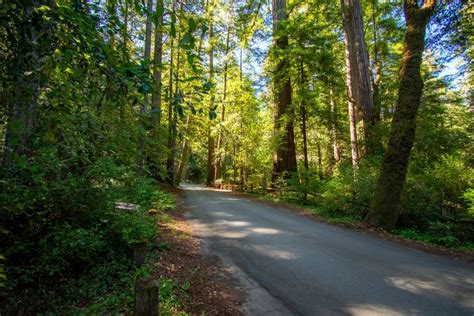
1,172,187,314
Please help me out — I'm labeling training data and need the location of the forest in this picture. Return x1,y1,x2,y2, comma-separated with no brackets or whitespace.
0,0,473,314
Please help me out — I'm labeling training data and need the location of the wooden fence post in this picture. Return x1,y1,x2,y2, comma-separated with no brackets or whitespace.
135,277,159,316
134,241,147,267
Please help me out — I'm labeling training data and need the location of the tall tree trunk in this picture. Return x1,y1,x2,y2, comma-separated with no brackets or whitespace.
317,140,323,180
370,0,383,153
142,0,153,116
166,2,181,185
214,19,231,182
176,115,193,185
330,85,341,163
366,0,436,230
341,0,380,155
152,0,163,131
206,16,216,186
343,28,361,172
119,0,129,121
136,0,154,174
166,22,175,184
299,61,309,172
107,0,117,48
271,0,297,181
148,0,163,179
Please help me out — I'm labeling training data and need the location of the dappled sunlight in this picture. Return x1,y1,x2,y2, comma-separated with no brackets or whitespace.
250,227,280,235
346,304,409,316
386,275,474,309
212,211,234,217
216,220,251,227
251,244,297,260
386,277,441,295
219,231,249,238
180,184,232,193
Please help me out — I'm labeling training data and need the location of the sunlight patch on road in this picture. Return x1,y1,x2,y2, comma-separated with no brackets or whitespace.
220,231,249,238
250,227,280,235
346,304,408,316
217,220,250,227
386,277,443,295
213,211,233,217
252,244,296,260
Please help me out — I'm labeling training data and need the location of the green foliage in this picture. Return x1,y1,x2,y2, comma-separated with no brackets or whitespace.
395,219,474,250
159,277,190,315
464,188,474,216
316,160,378,217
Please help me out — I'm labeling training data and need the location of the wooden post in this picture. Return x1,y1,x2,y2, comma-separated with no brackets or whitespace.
134,241,147,267
135,277,159,316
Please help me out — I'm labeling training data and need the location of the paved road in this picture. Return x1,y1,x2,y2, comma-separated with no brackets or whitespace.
182,184,474,315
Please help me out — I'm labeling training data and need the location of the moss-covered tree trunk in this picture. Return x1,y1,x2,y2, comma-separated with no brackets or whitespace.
365,0,436,230
271,0,297,181
151,0,163,132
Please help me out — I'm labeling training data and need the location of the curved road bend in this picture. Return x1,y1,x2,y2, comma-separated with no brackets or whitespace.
181,184,474,316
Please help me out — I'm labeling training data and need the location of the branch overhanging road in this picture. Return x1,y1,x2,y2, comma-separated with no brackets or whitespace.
181,184,474,316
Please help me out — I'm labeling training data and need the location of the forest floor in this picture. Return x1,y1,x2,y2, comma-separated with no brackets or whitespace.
157,194,245,315
229,190,474,263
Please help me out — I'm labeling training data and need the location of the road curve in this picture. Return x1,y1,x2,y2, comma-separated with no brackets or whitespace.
181,184,474,315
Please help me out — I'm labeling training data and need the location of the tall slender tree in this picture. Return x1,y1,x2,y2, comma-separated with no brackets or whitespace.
341,0,379,157
271,0,297,181
214,11,232,181
206,6,216,186
136,0,154,173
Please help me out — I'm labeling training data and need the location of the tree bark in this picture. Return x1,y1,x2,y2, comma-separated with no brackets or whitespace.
166,2,181,185
343,28,361,172
136,0,154,174
330,85,341,163
299,61,309,172
176,115,193,185
206,15,216,186
107,0,117,48
370,0,383,153
214,17,232,182
341,0,380,155
166,13,175,184
151,0,163,132
271,0,297,181
365,0,436,230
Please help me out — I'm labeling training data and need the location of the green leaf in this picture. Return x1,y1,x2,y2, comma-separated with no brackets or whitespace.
188,17,197,32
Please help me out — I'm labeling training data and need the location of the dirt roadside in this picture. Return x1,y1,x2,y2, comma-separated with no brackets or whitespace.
157,195,245,315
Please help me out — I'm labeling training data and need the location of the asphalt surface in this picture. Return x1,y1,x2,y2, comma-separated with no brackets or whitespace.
181,184,474,315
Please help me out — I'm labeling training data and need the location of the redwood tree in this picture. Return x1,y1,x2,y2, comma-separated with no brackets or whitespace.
271,0,297,181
